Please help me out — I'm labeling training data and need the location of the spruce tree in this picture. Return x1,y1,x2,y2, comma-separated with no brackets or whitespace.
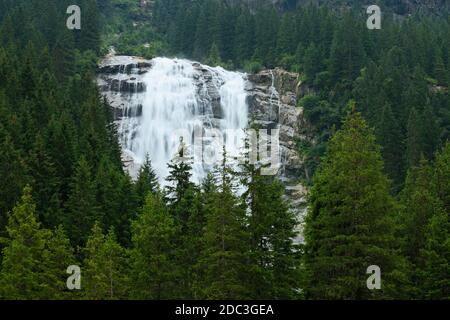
0,186,74,299
41,225,77,300
65,156,99,247
165,158,195,225
130,192,178,299
421,210,450,299
406,107,423,168
0,186,48,299
304,112,406,299
0,128,29,232
135,154,159,208
241,162,299,299
434,143,450,212
376,104,405,192
195,156,250,299
399,159,444,298
83,224,129,300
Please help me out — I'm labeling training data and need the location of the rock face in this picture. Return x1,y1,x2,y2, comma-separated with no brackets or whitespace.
247,68,308,240
247,68,306,182
97,56,152,120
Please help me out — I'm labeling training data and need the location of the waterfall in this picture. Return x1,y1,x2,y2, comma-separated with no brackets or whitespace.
117,57,248,184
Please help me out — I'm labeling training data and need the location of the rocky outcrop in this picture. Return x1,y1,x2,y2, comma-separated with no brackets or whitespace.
247,68,307,183
247,68,308,237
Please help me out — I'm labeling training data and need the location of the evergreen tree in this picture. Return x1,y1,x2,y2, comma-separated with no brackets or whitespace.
83,224,129,300
135,154,159,208
421,210,450,299
28,134,62,227
0,186,74,299
376,104,405,192
420,105,440,161
205,42,223,67
434,143,450,212
0,186,48,299
406,108,423,168
399,158,448,298
0,128,29,232
65,156,99,247
304,112,406,299
165,158,195,225
241,162,299,299
41,225,77,300
328,14,365,87
195,156,250,299
130,192,178,299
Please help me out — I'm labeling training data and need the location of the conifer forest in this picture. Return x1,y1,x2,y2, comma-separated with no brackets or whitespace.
0,0,448,302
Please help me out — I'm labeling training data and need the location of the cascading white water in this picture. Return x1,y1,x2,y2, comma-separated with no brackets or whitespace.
118,57,248,184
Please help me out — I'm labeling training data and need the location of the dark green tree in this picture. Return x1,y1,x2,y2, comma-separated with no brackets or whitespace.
130,192,178,299
83,223,129,300
65,156,99,247
304,112,407,299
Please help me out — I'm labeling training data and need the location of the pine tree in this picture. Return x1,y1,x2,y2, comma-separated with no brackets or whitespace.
303,43,321,83
241,162,299,299
41,225,77,300
406,107,423,168
135,154,159,208
420,105,440,161
434,143,450,212
205,42,223,67
165,158,195,225
376,104,405,192
399,159,443,298
421,210,450,299
28,134,62,227
83,224,129,300
0,186,47,299
95,156,137,245
328,14,365,87
276,14,296,59
304,112,406,299
0,128,29,232
65,156,99,247
195,156,250,299
79,0,101,54
234,13,255,64
0,186,73,299
130,192,178,299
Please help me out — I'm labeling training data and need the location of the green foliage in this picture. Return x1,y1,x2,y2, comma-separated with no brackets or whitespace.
0,0,448,301
130,192,178,299
82,224,129,300
195,160,251,299
240,162,300,299
304,113,407,299
65,157,99,248
0,187,76,299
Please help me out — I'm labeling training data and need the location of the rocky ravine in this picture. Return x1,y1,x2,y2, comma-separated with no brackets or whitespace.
97,56,308,241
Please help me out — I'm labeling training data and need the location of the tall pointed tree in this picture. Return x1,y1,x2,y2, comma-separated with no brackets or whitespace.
241,162,299,299
83,223,129,300
304,111,406,299
135,154,159,208
195,155,250,299
0,186,75,299
0,186,48,299
130,192,178,299
65,156,99,247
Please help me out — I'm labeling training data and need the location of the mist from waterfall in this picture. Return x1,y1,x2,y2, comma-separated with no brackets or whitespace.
118,57,248,185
